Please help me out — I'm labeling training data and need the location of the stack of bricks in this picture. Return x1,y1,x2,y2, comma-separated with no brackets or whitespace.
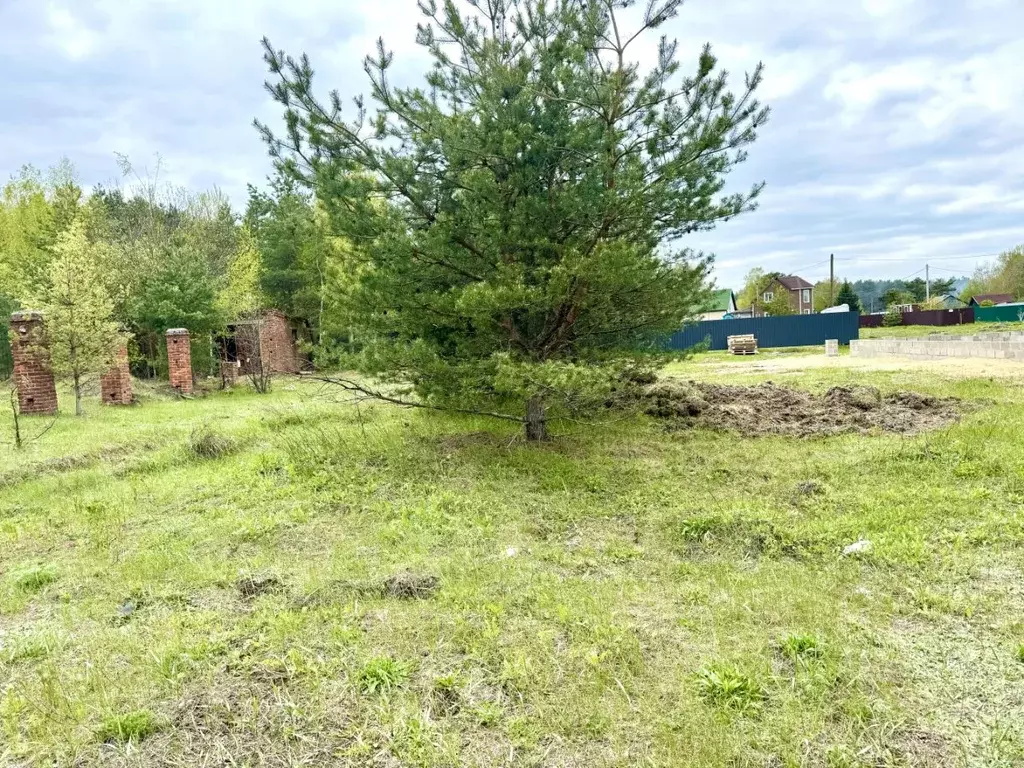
258,310,299,373
100,345,133,405
9,311,58,415
220,359,240,388
166,329,193,394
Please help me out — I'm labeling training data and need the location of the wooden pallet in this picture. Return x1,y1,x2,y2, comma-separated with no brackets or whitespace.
727,334,758,355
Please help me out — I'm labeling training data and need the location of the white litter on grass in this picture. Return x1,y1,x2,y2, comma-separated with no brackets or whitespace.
504,546,518,558
842,539,873,557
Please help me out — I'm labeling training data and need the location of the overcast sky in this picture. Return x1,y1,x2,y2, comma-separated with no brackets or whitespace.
1,0,1021,288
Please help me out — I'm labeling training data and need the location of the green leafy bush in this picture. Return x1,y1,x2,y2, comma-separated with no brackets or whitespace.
882,307,903,327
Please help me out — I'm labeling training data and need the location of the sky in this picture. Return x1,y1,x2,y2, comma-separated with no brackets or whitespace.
1,0,1022,289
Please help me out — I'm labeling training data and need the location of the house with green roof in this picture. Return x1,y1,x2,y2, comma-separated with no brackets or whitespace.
700,288,738,321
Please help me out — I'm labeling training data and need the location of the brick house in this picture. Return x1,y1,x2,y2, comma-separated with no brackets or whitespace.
761,275,815,315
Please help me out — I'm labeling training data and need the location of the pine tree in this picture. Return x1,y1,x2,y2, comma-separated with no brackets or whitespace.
836,281,861,312
35,219,123,416
258,0,768,439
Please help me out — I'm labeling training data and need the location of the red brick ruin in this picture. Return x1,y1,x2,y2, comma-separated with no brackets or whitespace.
166,328,193,394
9,311,58,415
226,310,301,376
258,310,300,374
100,345,133,405
220,359,240,388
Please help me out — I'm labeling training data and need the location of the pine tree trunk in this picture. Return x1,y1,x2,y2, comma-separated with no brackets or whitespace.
524,395,547,441
74,372,82,416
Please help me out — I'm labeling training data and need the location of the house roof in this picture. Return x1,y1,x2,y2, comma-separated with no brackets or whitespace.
775,275,814,291
705,289,735,312
969,293,1014,306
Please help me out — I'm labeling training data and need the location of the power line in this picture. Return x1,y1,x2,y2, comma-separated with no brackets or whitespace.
830,252,1001,264
898,267,927,283
784,258,831,275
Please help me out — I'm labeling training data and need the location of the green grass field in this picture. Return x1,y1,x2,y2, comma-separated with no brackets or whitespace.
2,362,1023,767
861,321,1024,339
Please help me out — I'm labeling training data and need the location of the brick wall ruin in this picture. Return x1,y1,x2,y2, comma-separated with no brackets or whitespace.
9,311,58,415
166,328,193,394
258,310,299,374
100,345,133,405
227,310,301,376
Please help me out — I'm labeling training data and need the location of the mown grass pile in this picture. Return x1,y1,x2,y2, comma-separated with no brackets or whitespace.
1,362,1023,766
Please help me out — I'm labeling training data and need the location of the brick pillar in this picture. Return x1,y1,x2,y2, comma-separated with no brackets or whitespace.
9,311,58,415
166,328,193,394
100,345,133,405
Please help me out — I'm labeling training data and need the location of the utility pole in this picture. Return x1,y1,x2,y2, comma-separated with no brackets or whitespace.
925,264,930,301
829,253,835,305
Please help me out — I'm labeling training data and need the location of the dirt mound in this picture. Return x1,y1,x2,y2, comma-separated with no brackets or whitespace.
645,381,961,437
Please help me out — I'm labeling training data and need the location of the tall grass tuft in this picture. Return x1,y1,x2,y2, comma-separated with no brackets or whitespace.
187,426,236,460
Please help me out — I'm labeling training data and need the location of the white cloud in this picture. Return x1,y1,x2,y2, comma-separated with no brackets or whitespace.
46,4,98,60
3,0,1024,286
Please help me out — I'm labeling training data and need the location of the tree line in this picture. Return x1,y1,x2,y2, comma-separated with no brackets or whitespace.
734,269,970,315
0,157,351,409
5,0,771,439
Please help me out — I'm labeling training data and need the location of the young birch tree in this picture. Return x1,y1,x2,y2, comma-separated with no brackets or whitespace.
258,0,768,440
35,219,122,415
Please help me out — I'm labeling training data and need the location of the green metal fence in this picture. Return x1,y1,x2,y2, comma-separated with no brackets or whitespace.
975,305,1024,323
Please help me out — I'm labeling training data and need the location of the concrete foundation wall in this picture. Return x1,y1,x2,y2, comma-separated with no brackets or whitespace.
851,334,1024,361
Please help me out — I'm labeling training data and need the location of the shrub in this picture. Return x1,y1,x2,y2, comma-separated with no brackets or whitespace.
357,657,412,694
695,663,767,713
96,710,160,744
882,308,903,327
1015,644,1024,663
187,426,235,460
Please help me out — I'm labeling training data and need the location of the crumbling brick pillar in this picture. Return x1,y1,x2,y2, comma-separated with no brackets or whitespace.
259,310,299,373
9,311,58,415
100,345,133,405
220,359,239,388
166,328,193,394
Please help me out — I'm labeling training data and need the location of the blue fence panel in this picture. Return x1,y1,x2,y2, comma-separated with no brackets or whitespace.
667,313,860,351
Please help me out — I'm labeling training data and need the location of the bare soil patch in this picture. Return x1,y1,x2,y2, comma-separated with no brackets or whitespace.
646,381,961,437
